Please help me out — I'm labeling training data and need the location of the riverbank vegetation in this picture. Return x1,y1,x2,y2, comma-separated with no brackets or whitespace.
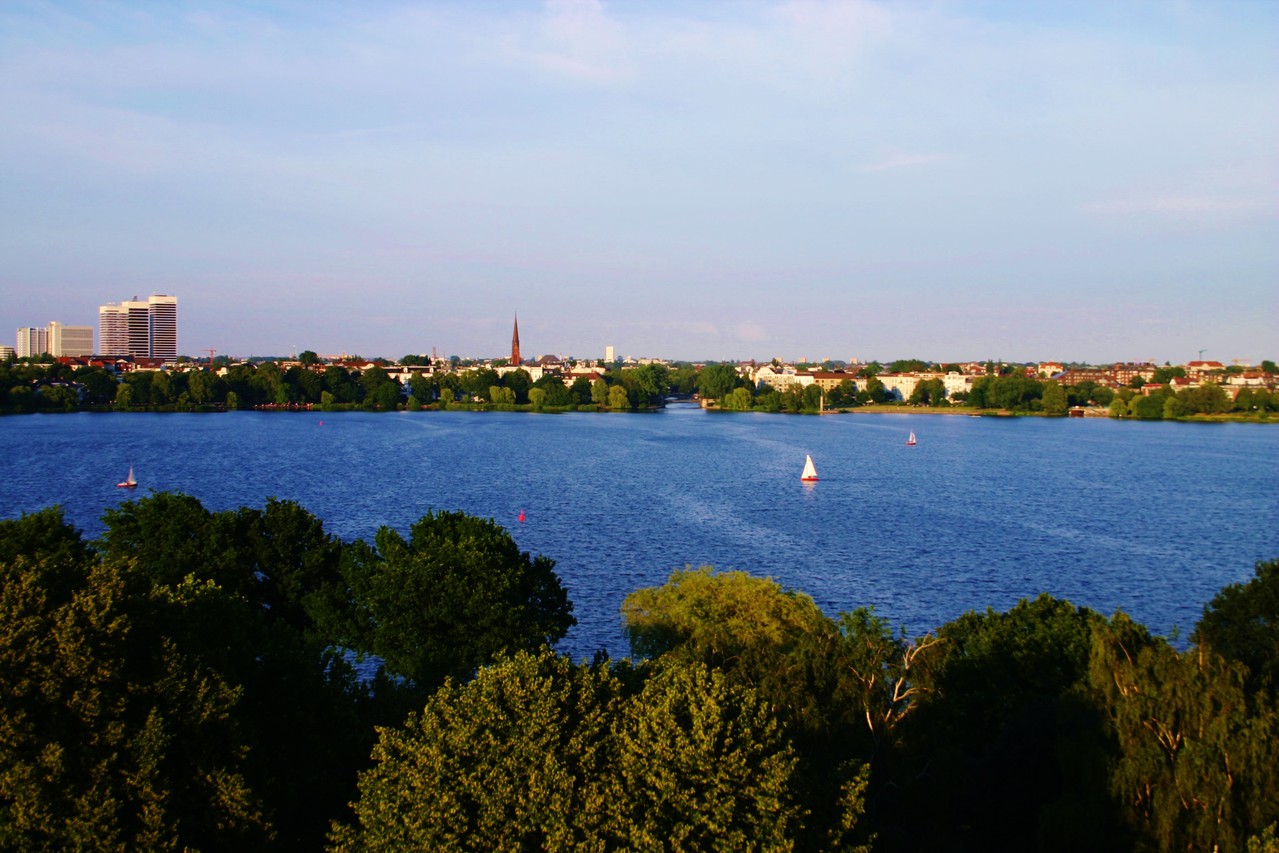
1,494,1276,850
1,356,1275,421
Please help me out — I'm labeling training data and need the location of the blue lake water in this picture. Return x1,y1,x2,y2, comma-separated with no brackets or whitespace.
1,408,1276,658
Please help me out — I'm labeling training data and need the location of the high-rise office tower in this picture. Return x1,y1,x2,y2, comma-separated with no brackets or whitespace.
147,294,177,361
100,294,177,360
48,322,94,357
16,327,49,358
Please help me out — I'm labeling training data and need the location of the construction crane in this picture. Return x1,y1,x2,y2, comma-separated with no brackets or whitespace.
1198,349,1207,360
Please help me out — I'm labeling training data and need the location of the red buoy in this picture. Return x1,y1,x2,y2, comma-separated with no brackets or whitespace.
518,509,525,523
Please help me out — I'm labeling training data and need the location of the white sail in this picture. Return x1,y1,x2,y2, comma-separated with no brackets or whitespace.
801,454,818,480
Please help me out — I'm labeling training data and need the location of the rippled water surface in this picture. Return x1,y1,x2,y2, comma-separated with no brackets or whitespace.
2,408,1276,658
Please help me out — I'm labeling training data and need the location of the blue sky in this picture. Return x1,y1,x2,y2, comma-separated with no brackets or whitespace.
2,1,1275,363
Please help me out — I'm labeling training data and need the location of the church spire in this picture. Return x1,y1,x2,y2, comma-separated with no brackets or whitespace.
511,314,521,366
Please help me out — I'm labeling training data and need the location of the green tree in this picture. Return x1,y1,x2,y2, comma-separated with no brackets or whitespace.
338,511,574,692
73,365,118,405
528,387,547,410
360,366,398,409
590,378,609,407
1041,380,1068,415
503,368,533,404
862,376,888,405
1131,392,1166,419
569,376,593,405
624,364,670,408
94,494,373,847
723,386,754,410
122,371,153,407
151,370,173,405
620,566,877,849
698,363,740,401
1180,382,1231,415
1194,559,1279,698
323,367,359,404
0,549,271,849
459,367,500,400
1090,616,1279,852
802,384,824,412
408,373,436,404
186,369,217,405
332,650,621,851
603,662,809,851
907,378,946,407
533,374,572,407
488,385,515,406
607,384,630,410
1152,365,1186,384
893,595,1115,851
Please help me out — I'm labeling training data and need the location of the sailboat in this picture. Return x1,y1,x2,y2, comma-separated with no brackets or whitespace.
800,454,819,482
116,465,138,489
906,432,917,446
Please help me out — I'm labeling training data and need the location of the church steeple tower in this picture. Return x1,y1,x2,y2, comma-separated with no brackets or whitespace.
511,314,521,366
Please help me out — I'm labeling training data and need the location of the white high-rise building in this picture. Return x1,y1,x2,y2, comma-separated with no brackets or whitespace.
100,294,177,361
16,326,49,358
605,345,615,363
99,303,135,356
48,322,94,357
147,294,177,361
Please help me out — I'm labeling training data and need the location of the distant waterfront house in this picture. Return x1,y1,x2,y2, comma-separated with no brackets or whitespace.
942,372,974,397
1186,360,1226,380
873,373,920,401
806,371,857,393
494,363,545,382
753,364,809,391
1112,363,1157,385
1056,368,1118,387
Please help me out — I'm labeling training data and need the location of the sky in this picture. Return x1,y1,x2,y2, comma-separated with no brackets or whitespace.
2,1,1276,364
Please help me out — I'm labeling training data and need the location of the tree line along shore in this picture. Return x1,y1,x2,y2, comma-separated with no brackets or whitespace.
3,355,1277,421
1,492,1276,851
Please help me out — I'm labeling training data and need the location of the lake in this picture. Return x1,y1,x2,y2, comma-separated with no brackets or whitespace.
2,408,1276,658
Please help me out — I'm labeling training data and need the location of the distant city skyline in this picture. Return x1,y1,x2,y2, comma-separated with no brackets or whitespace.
2,2,1276,364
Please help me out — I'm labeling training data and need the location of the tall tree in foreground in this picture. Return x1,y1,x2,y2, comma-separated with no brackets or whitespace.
331,650,622,851
337,510,575,693
0,511,272,849
1090,614,1279,853
334,652,816,852
1194,558,1279,698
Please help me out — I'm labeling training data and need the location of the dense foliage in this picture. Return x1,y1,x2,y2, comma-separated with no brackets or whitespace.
0,496,573,849
4,356,1277,417
1,498,1275,850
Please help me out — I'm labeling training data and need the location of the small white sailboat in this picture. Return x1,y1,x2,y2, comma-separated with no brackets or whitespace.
800,454,819,482
906,431,917,446
116,465,138,489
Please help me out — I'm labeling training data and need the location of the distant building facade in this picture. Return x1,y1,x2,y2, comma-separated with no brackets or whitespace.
16,326,48,358
99,294,177,361
48,322,94,357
